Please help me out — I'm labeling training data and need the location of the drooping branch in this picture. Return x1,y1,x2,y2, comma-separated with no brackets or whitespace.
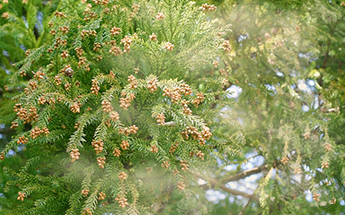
152,182,175,213
320,106,342,113
0,127,13,134
192,172,259,201
220,165,267,184
0,87,24,95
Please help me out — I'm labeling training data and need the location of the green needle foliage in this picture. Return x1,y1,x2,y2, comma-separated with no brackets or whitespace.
1,0,233,214
0,0,60,213
1,0,345,214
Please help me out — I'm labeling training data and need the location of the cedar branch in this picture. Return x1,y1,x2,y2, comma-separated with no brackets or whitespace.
220,165,267,184
193,172,259,201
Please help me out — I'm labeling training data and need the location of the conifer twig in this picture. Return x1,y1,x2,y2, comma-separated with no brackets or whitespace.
152,183,174,213
157,121,176,126
238,198,253,215
238,184,260,215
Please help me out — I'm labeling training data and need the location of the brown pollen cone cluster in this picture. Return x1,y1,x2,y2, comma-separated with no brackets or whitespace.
127,75,137,89
102,100,113,113
121,36,132,53
78,57,87,68
93,43,101,52
281,156,289,165
70,102,81,113
29,81,37,90
2,12,10,19
15,105,39,124
165,42,174,51
222,40,231,53
163,88,181,104
181,126,212,145
17,136,28,144
59,26,69,34
118,125,138,136
201,3,217,12
34,70,45,80
115,195,129,208
10,121,18,129
118,172,128,181
147,78,157,92
172,169,179,176
110,111,120,122
97,157,106,168
146,167,153,173
81,189,89,197
109,46,122,56
110,26,121,36
149,33,157,41
324,143,332,152
150,145,158,153
75,47,84,56
98,192,106,200
169,143,178,155
82,208,92,215
130,3,140,17
17,192,25,201
70,149,80,162
177,181,185,191
322,161,329,169
120,140,129,150
156,12,165,21
61,50,69,59
83,10,98,21
91,79,100,94
196,151,205,161
65,82,72,91
155,113,165,125
113,148,121,157
313,193,320,202
54,11,66,18
92,139,104,154
119,92,135,110
161,160,170,169
81,30,97,38
54,76,62,85
29,126,49,139
180,160,189,171
212,60,219,68
192,92,205,106
20,70,27,77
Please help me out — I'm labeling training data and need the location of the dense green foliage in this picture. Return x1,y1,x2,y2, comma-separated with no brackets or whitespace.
0,0,345,214
2,0,230,214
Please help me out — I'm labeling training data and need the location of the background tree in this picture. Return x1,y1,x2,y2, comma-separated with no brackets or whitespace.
196,0,345,214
